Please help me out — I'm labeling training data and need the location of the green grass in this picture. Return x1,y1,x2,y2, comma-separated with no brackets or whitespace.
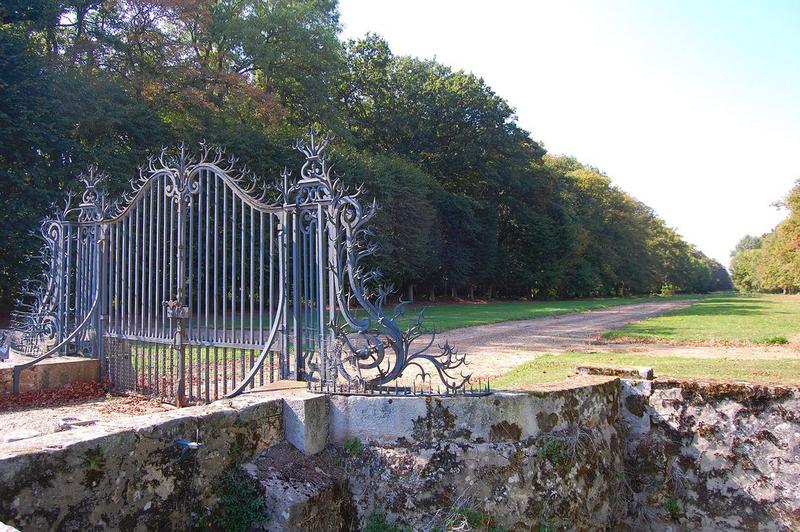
390,293,705,333
602,293,800,345
186,293,704,334
494,352,800,388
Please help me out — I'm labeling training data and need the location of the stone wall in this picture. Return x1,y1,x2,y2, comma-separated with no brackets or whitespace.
621,379,800,531
0,392,283,530
321,376,626,530
0,376,798,531
310,375,800,530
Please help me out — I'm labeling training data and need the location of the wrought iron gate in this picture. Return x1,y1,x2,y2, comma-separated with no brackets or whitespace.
9,130,477,404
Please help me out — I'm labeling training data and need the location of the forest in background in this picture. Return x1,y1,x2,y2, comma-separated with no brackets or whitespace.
0,0,732,310
730,181,800,294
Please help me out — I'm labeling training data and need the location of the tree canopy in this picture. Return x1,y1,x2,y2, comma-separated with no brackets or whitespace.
730,182,800,294
0,1,731,309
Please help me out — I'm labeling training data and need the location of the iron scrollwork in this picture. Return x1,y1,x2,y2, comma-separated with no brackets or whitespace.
10,189,93,357
8,128,484,400
292,130,477,395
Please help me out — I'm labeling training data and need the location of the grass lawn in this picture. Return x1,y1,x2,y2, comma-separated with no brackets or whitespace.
394,293,704,332
602,293,800,345
494,352,800,388
192,293,703,333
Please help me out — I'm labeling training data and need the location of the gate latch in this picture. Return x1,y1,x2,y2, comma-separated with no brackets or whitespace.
163,300,190,319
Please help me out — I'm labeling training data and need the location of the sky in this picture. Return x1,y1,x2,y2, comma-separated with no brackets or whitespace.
337,0,800,266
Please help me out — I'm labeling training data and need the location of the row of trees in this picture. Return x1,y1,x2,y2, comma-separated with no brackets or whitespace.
730,182,800,293
0,0,731,309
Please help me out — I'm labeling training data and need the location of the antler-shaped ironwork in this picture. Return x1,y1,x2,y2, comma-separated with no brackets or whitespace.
9,199,73,356
294,128,473,393
10,142,279,361
111,141,279,217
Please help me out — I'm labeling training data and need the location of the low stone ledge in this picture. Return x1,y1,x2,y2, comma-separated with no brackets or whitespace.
0,357,100,395
0,391,284,531
651,377,797,400
327,376,620,446
576,364,654,380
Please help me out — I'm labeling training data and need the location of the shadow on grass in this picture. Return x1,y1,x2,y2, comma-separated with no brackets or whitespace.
658,297,769,318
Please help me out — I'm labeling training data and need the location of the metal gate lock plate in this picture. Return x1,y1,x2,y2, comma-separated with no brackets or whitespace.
164,300,190,319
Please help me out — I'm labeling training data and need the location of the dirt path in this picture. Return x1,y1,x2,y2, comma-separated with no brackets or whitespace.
438,300,798,378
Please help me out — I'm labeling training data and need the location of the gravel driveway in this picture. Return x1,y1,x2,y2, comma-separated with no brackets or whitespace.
439,300,695,378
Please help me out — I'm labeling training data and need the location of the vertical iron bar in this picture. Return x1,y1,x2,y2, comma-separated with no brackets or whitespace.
134,200,140,335
121,216,128,334
96,222,105,373
65,224,72,344
250,207,255,346
232,192,236,348
317,202,326,382
292,210,302,379
188,176,195,404
206,173,212,401
240,200,245,383
281,212,289,379
269,215,274,331
156,178,163,338
115,222,121,334
168,192,174,340
127,209,134,334
222,183,227,343
175,172,187,406
148,183,154,338
141,197,147,336
75,226,82,337
259,211,264,386
197,172,203,401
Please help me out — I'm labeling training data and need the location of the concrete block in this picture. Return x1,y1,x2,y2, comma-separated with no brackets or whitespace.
0,357,99,395
283,392,329,455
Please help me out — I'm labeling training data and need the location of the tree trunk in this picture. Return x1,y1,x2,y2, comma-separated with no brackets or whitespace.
407,284,414,303
429,285,436,302
451,287,458,299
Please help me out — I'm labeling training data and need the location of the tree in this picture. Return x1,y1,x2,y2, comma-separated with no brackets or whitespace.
731,235,763,256
731,249,762,293
0,5,729,308
730,181,800,294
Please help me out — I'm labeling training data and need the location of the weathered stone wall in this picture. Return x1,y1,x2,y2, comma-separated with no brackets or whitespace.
1,376,797,531
327,376,626,531
620,378,800,531
0,393,282,530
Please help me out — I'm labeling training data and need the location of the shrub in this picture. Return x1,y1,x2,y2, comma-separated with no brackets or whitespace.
213,467,266,532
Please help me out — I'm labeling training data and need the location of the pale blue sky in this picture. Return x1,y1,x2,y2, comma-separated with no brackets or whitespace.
338,0,800,266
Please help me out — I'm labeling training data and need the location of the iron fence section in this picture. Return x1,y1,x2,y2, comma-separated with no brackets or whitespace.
8,130,477,402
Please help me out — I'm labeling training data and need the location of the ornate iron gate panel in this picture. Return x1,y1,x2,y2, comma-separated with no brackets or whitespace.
9,130,478,404
98,146,287,403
